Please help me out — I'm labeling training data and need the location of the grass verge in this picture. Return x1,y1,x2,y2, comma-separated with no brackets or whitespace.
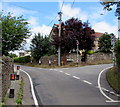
106,67,120,94
16,78,24,105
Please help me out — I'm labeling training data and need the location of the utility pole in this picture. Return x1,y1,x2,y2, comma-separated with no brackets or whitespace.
58,12,62,66
117,2,120,38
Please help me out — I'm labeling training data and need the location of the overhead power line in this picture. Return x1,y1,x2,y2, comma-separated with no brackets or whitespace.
71,0,75,8
47,15,58,26
60,0,65,12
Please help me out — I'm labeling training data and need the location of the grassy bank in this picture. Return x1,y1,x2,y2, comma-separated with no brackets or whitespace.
106,67,120,94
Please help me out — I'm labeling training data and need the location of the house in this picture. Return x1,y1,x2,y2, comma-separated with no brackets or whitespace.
19,50,31,57
93,32,103,51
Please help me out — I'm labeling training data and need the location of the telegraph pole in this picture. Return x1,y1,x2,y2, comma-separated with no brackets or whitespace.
58,12,62,66
117,2,120,38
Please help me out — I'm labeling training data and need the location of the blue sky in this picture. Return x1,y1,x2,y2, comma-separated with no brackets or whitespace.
2,1,118,51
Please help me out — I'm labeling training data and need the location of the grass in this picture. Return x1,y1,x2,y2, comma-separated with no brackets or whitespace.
15,59,112,69
106,67,120,94
0,103,6,107
16,78,24,105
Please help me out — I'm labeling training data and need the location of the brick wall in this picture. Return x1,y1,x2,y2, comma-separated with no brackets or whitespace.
1,56,14,102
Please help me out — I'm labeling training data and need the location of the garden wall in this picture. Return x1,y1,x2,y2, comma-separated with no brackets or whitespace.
87,53,112,63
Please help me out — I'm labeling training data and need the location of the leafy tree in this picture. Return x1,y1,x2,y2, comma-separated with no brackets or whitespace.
114,39,120,73
1,12,30,56
9,53,18,58
51,18,95,62
30,33,55,62
100,0,120,18
98,32,114,53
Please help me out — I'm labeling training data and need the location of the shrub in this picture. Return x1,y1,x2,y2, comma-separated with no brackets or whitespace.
14,56,31,63
87,50,94,54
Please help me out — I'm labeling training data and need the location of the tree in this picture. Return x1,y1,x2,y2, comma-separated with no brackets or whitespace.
114,39,120,73
51,18,95,62
1,12,30,56
98,32,114,53
100,0,120,18
9,53,18,58
30,33,55,62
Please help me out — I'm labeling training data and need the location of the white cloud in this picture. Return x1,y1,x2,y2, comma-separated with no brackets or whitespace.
31,25,52,36
28,16,39,27
92,21,118,37
3,3,38,16
60,3,88,21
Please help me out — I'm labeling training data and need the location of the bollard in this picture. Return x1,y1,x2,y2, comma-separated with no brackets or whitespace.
9,73,15,98
16,66,20,80
9,89,14,98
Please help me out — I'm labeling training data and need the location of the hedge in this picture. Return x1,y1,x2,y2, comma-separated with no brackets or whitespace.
14,56,31,63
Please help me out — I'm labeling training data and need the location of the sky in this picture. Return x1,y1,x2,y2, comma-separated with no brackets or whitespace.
1,1,118,53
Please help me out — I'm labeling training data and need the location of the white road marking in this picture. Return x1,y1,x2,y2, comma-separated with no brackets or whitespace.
65,73,71,76
21,69,38,106
110,92,115,94
106,100,120,102
63,68,69,69
83,80,92,85
98,87,120,97
38,68,42,69
73,76,80,80
59,70,63,73
101,87,109,92
97,66,116,102
49,69,53,70
54,69,58,71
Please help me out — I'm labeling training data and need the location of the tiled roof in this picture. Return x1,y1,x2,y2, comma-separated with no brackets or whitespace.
94,32,103,38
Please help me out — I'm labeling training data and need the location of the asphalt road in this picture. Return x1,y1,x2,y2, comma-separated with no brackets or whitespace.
20,64,119,106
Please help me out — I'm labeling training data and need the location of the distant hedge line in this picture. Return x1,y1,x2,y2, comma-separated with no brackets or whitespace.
14,56,31,63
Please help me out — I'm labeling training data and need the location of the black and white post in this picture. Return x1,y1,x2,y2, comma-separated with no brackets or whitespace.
76,40,79,64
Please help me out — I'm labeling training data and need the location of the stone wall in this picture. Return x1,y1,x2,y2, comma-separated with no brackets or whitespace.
87,53,112,63
40,53,112,65
1,56,14,102
40,53,81,65
40,55,58,65
0,58,2,103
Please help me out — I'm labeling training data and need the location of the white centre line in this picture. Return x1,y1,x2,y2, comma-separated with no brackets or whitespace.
73,76,80,80
65,73,71,76
59,70,63,73
83,80,92,85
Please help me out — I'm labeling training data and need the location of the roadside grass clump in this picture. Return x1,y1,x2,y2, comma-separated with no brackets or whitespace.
0,103,6,107
16,79,24,105
106,67,120,94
